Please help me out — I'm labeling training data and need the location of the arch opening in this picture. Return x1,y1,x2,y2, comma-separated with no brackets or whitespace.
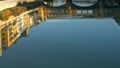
72,0,98,7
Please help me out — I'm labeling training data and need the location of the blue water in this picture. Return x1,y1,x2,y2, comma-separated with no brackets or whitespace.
0,18,120,68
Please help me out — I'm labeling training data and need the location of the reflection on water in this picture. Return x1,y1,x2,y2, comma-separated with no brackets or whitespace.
72,0,97,7
47,7,120,24
0,11,41,53
43,0,66,7
52,0,66,7
1,18,120,68
0,1,120,68
0,1,120,56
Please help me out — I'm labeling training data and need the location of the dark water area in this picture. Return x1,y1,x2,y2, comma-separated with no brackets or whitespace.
0,18,120,68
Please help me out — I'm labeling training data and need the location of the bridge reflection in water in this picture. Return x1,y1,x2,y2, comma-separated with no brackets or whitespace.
0,0,120,56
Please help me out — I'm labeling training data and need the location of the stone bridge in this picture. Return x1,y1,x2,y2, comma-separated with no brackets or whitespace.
42,0,120,9
40,0,120,18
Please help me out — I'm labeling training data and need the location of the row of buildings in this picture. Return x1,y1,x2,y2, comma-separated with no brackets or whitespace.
0,14,29,48
0,10,40,48
0,1,39,53
0,6,49,56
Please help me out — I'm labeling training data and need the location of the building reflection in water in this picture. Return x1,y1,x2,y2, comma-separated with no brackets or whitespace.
0,1,120,56
47,6,120,21
44,0,120,20
0,11,41,56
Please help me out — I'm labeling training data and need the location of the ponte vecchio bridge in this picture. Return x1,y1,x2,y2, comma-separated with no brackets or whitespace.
41,0,120,18
42,0,120,9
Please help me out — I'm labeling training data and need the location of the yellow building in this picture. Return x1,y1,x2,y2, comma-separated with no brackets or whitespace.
23,14,30,36
1,20,19,47
0,13,31,48
67,7,77,16
38,6,47,21
24,14,29,29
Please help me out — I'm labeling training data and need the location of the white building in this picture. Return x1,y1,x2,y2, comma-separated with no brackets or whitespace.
17,15,25,35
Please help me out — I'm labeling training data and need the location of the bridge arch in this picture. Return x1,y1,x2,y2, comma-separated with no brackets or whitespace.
72,0,98,7
43,0,67,7
42,0,99,9
42,0,119,9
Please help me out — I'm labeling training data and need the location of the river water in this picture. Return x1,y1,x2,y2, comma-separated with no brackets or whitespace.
0,18,120,68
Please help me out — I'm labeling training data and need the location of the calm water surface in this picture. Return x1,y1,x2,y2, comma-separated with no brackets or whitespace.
0,18,120,68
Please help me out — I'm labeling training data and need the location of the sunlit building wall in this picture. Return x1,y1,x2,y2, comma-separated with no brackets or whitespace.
24,14,30,29
1,20,19,47
17,16,24,35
